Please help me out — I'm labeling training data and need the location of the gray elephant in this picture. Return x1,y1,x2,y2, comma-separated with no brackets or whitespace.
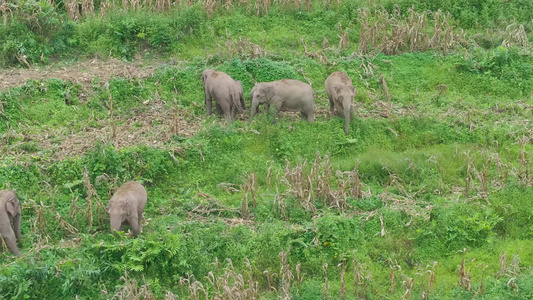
249,79,315,123
202,70,244,122
325,71,356,135
0,190,21,256
108,181,147,237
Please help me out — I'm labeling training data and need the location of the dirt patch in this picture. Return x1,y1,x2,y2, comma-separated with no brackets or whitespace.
1,103,203,160
0,58,158,91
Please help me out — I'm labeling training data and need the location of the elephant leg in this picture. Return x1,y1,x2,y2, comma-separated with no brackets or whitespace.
333,101,343,117
272,111,281,124
328,95,335,116
138,212,144,233
218,100,233,123
205,93,213,116
271,104,282,124
127,215,141,237
307,110,315,122
270,97,284,124
240,94,246,110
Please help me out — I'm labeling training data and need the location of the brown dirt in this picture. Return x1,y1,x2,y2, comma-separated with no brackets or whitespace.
1,102,203,160
0,58,158,91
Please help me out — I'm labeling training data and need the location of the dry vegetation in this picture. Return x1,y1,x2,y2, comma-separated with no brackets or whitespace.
0,97,201,160
357,6,467,55
0,58,156,91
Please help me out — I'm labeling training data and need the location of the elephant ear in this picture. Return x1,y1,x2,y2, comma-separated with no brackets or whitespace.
350,85,357,97
266,85,275,98
202,70,215,85
6,195,18,217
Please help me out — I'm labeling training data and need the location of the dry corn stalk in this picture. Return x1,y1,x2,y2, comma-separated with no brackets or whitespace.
358,6,466,55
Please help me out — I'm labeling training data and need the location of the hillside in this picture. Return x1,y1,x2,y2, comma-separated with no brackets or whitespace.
0,0,532,299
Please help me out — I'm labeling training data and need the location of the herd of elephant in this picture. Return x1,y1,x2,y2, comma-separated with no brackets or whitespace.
203,70,357,135
0,70,357,257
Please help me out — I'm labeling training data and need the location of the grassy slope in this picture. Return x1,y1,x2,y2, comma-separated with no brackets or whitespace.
1,2,533,299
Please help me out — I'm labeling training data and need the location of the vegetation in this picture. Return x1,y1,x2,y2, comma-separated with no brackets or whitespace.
0,0,532,299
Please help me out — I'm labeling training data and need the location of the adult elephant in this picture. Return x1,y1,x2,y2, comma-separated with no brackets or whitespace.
325,71,356,135
108,181,147,237
202,70,244,122
249,79,315,123
0,190,22,257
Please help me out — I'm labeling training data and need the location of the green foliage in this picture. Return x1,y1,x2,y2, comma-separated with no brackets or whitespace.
416,204,502,256
84,143,175,185
1,1,533,299
384,0,533,28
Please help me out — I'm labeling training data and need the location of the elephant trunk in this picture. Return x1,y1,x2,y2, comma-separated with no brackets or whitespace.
343,100,352,135
3,232,19,256
128,215,141,237
0,217,19,256
249,101,259,122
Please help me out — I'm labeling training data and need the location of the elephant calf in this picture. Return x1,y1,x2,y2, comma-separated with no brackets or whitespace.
325,71,356,135
202,69,244,122
0,190,21,257
249,79,315,123
108,181,147,237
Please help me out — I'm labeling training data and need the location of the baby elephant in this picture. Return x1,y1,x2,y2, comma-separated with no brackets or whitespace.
249,79,315,123
0,190,22,256
107,181,147,237
325,71,357,135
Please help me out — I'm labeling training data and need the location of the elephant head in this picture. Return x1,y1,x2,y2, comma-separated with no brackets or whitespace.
108,199,130,234
250,83,271,104
0,190,21,256
202,69,215,85
325,71,357,135
249,83,272,120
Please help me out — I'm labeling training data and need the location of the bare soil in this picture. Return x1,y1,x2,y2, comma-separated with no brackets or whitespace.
0,58,157,91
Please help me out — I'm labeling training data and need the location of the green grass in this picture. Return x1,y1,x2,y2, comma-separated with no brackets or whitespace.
0,1,533,299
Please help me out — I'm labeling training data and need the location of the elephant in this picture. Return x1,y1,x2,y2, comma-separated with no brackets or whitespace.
107,181,147,237
0,190,21,257
249,79,315,123
214,80,245,114
202,70,244,122
325,71,356,135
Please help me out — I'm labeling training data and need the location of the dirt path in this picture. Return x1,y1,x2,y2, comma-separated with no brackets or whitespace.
0,58,159,91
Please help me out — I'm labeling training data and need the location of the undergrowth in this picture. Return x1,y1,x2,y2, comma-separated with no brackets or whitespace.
0,0,532,299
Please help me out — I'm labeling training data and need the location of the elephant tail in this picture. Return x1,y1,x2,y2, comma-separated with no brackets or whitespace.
231,92,243,114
